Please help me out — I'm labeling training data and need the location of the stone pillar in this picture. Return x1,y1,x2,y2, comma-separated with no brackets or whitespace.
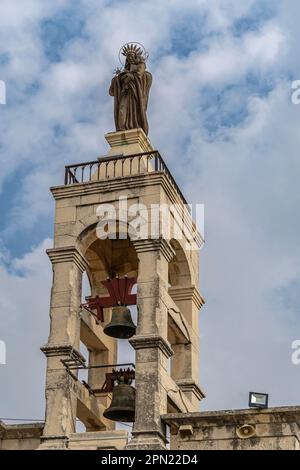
40,247,87,449
169,286,205,409
126,240,175,450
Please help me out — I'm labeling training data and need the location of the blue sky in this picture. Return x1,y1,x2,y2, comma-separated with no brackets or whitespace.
1,0,300,422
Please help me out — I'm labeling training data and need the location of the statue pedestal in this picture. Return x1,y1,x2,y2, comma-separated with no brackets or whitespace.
99,128,156,178
105,128,154,156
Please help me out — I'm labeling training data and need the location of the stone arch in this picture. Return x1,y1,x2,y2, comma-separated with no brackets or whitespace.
168,238,193,287
75,219,138,297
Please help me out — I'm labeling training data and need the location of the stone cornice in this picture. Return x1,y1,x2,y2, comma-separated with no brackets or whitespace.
0,422,44,440
40,344,85,363
51,173,166,200
175,379,206,401
129,428,167,444
169,286,205,310
130,335,173,359
47,246,88,273
162,406,300,429
39,435,68,442
50,174,203,249
133,239,176,262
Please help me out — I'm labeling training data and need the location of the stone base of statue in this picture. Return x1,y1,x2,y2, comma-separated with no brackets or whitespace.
91,128,156,179
105,128,154,156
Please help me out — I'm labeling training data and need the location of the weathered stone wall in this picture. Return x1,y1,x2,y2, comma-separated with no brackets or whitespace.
0,422,128,450
67,430,128,450
0,422,43,450
163,407,300,450
2,407,300,450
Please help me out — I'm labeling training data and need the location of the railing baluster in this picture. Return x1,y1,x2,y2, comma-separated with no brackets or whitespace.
63,151,188,207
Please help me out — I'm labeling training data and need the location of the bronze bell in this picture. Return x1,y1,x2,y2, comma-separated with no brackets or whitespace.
103,383,136,422
103,305,136,339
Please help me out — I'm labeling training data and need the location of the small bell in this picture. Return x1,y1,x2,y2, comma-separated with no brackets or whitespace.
103,377,136,423
103,305,136,339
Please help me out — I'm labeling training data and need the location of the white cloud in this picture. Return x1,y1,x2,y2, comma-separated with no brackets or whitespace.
243,24,285,64
183,79,300,409
0,239,52,420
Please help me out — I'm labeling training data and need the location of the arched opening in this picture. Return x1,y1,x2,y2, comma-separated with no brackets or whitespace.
168,239,192,288
77,223,139,432
167,239,196,404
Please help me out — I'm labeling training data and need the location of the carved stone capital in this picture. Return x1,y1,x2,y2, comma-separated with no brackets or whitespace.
130,334,173,358
175,379,206,401
40,343,85,363
47,246,88,273
133,239,175,263
169,286,205,310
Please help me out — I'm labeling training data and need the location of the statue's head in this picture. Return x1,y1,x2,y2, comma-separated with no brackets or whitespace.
126,51,138,67
120,43,148,70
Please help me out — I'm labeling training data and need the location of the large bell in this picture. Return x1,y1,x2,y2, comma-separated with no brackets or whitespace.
103,305,136,339
103,383,136,422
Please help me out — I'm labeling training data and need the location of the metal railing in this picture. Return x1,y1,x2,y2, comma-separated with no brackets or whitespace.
64,150,188,205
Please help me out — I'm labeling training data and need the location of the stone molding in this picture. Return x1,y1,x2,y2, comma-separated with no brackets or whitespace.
47,246,88,273
40,434,68,442
105,128,154,154
130,334,173,359
175,379,206,401
133,238,175,262
169,286,205,310
129,428,167,443
162,406,300,428
40,343,85,362
0,422,44,440
50,173,203,249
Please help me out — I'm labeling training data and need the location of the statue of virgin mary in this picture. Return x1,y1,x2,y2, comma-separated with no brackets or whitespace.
109,44,152,136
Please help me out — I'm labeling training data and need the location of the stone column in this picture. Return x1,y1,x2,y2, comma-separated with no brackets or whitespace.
126,240,175,450
40,246,87,449
169,286,205,409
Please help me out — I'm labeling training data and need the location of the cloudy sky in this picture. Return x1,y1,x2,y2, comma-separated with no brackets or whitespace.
1,0,300,424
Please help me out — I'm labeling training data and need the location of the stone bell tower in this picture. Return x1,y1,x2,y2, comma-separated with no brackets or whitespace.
39,44,205,451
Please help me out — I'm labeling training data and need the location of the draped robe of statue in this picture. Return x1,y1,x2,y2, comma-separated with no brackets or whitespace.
109,60,152,136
